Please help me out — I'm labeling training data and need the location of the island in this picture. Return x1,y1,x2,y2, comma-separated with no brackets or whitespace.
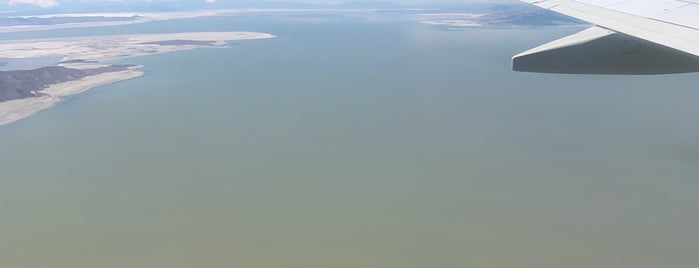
0,31,276,126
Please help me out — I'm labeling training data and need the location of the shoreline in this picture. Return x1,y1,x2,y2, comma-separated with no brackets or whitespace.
0,31,276,127
0,32,277,63
0,66,144,127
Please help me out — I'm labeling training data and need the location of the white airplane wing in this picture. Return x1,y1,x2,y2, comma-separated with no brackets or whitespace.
513,0,699,74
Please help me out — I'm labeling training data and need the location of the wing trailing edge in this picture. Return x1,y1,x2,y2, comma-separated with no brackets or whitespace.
515,0,699,74
513,26,699,74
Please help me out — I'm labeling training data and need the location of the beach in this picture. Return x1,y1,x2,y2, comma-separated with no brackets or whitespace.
0,32,277,63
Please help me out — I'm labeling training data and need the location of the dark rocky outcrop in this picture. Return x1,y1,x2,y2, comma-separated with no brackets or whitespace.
0,65,133,103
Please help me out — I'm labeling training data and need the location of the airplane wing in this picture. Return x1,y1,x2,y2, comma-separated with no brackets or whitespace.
513,0,699,74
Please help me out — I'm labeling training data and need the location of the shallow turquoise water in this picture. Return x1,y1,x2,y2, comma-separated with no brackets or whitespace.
1,13,698,268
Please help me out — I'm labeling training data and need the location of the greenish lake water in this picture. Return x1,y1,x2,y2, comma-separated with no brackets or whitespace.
1,13,698,268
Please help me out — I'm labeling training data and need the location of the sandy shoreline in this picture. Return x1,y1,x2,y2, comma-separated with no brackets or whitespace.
0,66,144,126
0,32,277,64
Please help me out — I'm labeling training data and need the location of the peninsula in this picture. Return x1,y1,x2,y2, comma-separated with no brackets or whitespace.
0,31,276,126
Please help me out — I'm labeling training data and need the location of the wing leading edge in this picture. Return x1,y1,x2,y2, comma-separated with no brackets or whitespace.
514,0,699,74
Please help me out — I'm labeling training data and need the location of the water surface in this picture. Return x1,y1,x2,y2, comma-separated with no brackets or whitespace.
1,13,698,268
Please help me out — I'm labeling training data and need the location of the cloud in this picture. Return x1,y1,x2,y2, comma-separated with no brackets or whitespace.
204,0,215,3
8,0,59,7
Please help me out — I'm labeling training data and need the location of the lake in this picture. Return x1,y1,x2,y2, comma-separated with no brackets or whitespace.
1,12,698,268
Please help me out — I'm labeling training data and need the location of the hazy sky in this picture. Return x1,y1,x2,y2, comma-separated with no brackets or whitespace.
5,0,509,8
